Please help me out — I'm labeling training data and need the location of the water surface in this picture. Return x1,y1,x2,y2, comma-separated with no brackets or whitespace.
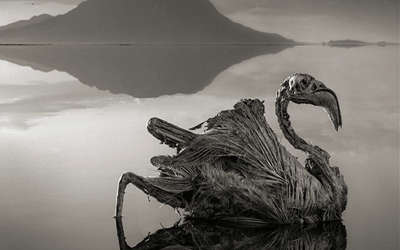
0,45,398,250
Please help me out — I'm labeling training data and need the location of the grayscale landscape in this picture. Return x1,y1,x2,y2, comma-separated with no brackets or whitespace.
0,0,398,249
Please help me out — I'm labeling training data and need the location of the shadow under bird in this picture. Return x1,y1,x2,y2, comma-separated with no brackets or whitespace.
115,73,347,225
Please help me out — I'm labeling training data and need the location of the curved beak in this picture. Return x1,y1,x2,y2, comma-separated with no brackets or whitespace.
313,88,342,131
289,86,342,131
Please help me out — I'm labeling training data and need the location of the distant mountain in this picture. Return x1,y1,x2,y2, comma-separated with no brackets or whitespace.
0,14,53,33
375,41,399,46
0,0,293,44
324,39,369,48
323,39,399,48
0,45,289,97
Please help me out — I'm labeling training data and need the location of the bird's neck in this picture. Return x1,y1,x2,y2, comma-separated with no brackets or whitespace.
275,90,330,162
275,88,346,215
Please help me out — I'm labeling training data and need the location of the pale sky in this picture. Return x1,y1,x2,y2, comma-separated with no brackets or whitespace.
0,0,398,42
0,1,74,25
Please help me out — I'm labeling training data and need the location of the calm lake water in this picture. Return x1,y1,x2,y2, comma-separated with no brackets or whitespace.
0,45,398,249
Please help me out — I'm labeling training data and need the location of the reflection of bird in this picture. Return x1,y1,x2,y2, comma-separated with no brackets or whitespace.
115,73,347,224
115,217,347,250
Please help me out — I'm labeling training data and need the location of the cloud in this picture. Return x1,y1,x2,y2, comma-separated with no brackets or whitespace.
0,1,78,26
213,0,399,42
212,0,399,14
0,79,118,130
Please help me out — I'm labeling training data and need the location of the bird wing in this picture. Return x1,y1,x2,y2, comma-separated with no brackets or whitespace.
176,99,305,185
132,99,327,220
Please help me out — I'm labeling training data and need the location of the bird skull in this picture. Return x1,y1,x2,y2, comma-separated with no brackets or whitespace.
283,73,342,131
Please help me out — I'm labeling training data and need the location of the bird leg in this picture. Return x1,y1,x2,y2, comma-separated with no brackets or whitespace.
115,172,187,218
115,172,137,218
114,216,134,250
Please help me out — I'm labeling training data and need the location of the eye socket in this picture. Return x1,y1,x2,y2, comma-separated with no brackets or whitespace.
311,83,317,91
301,79,309,88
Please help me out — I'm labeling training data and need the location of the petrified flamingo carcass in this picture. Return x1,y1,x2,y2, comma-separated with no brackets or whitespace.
115,73,347,225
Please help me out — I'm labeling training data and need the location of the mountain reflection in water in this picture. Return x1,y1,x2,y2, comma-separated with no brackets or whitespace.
0,45,290,98
115,217,347,250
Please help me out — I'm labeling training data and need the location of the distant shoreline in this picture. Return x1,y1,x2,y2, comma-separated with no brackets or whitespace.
0,42,397,47
0,42,298,47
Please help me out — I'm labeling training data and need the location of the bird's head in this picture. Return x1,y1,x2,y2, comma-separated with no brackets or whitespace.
280,73,342,131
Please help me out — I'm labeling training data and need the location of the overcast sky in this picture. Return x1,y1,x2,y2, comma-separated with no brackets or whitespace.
0,0,398,42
